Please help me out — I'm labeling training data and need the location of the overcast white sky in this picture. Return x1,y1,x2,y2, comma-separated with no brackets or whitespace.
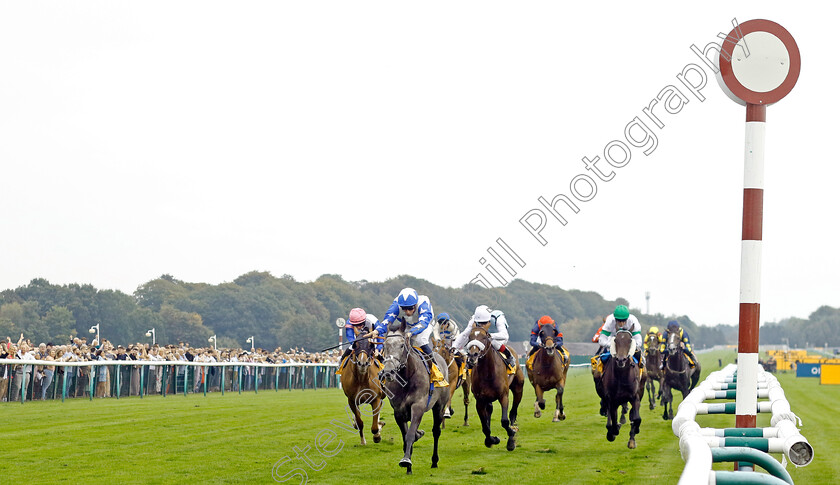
1,2,835,327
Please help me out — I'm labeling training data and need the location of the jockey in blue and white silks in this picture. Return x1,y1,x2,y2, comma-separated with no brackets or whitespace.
375,287,446,385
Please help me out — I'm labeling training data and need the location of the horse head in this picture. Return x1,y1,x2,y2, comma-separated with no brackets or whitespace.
351,335,374,372
644,333,659,355
610,330,636,369
667,331,681,353
465,326,491,367
539,324,558,350
380,321,410,382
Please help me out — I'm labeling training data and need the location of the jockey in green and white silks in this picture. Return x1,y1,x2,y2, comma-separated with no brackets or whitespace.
598,305,643,365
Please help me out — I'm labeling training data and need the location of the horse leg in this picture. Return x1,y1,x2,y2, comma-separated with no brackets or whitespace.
628,397,642,449
371,396,385,444
606,400,618,442
400,403,426,474
646,378,655,410
533,384,544,418
347,397,366,446
594,377,607,417
509,369,524,428
499,393,516,451
431,402,443,469
553,385,565,422
620,402,628,425
661,384,672,421
477,399,499,447
463,381,470,427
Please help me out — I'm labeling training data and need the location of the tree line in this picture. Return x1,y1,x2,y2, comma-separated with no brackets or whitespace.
3,272,830,351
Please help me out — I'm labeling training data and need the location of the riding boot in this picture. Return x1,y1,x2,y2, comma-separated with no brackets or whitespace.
420,344,448,387
501,346,516,370
686,350,696,368
336,346,353,375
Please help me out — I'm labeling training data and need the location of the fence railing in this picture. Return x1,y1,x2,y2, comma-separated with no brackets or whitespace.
0,359,340,404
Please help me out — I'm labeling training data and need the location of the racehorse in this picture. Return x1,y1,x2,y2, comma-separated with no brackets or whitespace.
643,333,664,410
433,335,471,428
339,336,386,445
464,326,524,451
660,331,701,420
526,322,570,422
379,321,450,474
601,329,644,449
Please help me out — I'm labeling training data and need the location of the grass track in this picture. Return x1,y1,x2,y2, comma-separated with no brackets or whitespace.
3,351,838,484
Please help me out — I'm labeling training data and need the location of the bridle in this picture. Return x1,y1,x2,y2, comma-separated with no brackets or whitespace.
465,327,491,367
611,330,635,369
380,333,410,379
665,332,687,374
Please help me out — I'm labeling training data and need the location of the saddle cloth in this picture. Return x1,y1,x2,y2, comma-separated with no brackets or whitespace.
527,347,569,371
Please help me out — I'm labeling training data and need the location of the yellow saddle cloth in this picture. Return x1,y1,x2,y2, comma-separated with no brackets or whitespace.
335,355,384,376
527,347,570,371
413,347,449,387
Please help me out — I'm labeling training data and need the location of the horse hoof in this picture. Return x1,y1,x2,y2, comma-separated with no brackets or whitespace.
552,417,560,422
534,411,541,418
485,436,500,447
399,458,412,468
506,439,516,451
599,409,607,417
444,409,451,418
432,463,438,469
649,405,655,410
607,433,616,442
539,401,546,410
620,416,627,425
360,438,367,446
373,434,381,444
628,439,636,449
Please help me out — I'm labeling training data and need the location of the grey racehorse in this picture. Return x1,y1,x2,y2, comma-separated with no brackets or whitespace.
379,321,450,475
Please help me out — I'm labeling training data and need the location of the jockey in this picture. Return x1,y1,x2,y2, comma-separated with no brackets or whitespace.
436,312,459,346
374,287,447,386
339,308,384,363
598,305,643,365
592,317,606,344
660,320,697,369
528,315,564,358
644,326,664,351
453,305,516,368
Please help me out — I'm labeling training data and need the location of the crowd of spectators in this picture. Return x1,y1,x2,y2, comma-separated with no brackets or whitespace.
1,334,341,402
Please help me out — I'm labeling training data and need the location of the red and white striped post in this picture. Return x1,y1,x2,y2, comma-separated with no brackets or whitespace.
716,19,800,433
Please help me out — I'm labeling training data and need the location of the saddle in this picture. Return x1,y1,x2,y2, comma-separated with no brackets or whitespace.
334,352,383,376
412,347,449,388
527,346,569,371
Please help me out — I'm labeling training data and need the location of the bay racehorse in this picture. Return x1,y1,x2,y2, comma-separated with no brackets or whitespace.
433,334,470,428
339,336,386,445
660,331,701,420
526,322,570,422
379,321,450,474
465,326,524,451
643,333,664,410
601,329,644,449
